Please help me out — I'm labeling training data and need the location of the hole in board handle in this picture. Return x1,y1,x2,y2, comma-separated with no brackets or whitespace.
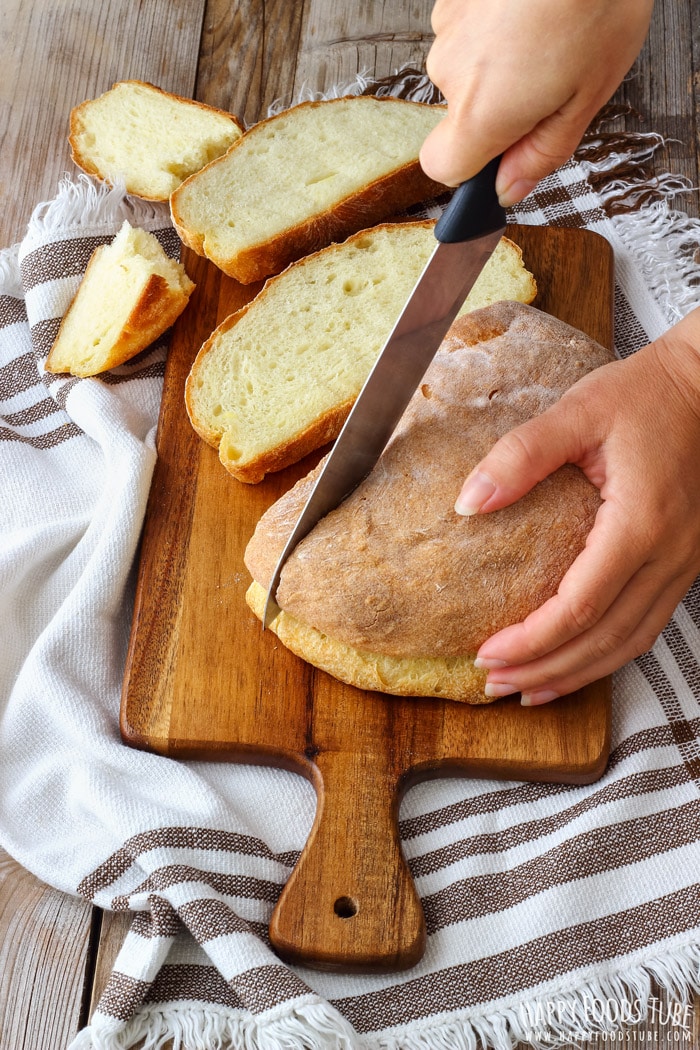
333,895,358,919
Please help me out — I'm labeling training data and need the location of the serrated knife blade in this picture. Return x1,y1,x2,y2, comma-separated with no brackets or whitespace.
263,158,506,628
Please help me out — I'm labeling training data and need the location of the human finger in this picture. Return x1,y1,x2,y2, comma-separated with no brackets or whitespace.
482,562,694,704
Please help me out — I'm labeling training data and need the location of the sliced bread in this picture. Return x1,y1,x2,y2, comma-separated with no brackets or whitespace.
170,96,448,283
244,303,615,703
184,221,537,483
70,81,243,201
45,221,195,377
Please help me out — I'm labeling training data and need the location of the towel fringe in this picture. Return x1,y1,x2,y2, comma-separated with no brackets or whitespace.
373,941,700,1050
67,941,700,1050
68,998,362,1050
267,65,444,117
21,174,170,255
575,117,700,326
0,244,23,299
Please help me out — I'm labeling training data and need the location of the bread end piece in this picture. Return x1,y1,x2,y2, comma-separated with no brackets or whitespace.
246,581,490,703
70,80,243,201
45,221,195,377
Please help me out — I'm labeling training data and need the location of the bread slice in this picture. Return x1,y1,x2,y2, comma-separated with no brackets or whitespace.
70,81,243,200
170,96,448,283
185,221,536,483
244,303,615,703
45,221,195,377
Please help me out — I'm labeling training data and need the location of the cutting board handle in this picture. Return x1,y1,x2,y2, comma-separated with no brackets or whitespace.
269,749,425,972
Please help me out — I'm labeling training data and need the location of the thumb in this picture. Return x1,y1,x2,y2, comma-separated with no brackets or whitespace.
420,112,500,189
455,401,583,516
495,107,595,205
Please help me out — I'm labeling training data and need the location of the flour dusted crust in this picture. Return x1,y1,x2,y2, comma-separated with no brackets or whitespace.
170,96,448,283
244,303,615,700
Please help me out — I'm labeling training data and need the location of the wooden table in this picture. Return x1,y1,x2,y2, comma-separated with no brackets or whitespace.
1,2,698,1047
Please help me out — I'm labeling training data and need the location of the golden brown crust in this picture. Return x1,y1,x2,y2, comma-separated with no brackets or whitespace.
245,302,615,660
219,399,355,483
45,249,193,377
169,97,447,283
69,80,244,202
245,581,490,703
214,163,444,284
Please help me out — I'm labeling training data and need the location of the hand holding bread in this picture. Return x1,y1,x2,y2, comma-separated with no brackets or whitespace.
459,306,700,704
415,0,700,700
244,303,615,703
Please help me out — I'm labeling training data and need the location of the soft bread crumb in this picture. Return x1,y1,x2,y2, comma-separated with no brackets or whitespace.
45,221,194,377
185,222,536,482
245,581,489,703
70,81,243,200
170,96,448,281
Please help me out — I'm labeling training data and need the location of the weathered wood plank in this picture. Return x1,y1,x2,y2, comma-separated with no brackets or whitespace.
293,0,434,98
0,853,94,1050
195,0,308,122
87,911,133,1017
610,0,699,217
0,0,208,247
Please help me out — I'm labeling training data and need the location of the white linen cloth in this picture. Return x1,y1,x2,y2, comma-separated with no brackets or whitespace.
1,79,700,1050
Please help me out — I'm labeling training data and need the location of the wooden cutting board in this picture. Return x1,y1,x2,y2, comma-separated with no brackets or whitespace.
121,223,613,974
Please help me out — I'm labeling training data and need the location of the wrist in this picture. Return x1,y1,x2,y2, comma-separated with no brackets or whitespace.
649,307,700,419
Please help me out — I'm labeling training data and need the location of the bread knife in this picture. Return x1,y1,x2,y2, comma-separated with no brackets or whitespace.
263,157,507,628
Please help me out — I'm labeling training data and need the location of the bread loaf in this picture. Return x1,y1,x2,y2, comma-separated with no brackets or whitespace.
185,221,537,483
170,96,448,283
45,221,195,377
244,302,615,702
70,81,243,201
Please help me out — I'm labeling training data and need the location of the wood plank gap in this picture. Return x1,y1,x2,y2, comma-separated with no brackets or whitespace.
78,907,104,1032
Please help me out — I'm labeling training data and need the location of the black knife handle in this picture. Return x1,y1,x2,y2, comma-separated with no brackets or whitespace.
434,156,506,244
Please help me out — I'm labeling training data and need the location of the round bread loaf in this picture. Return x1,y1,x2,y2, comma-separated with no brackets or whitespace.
244,302,614,695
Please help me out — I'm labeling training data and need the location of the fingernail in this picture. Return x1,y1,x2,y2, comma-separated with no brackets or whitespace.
521,689,559,707
474,656,509,669
484,682,520,698
455,471,496,516
496,178,538,208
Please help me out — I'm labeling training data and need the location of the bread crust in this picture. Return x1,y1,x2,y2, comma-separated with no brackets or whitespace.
185,222,536,484
244,303,615,664
184,220,438,478
45,241,194,377
170,97,447,283
70,80,244,202
245,581,489,703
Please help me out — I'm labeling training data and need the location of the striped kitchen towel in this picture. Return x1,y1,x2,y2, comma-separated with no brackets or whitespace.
1,75,699,1050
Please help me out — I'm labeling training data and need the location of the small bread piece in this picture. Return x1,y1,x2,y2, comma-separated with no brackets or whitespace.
170,96,448,282
45,221,195,377
185,222,536,483
244,303,615,702
70,81,243,200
